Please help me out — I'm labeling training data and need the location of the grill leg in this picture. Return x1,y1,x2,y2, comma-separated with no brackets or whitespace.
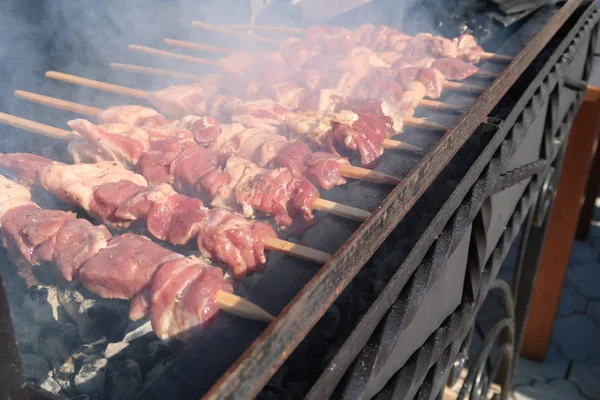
0,268,28,400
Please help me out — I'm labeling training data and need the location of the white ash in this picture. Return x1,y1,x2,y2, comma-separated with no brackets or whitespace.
23,285,67,327
103,342,129,360
123,319,154,342
74,357,107,399
106,359,142,400
21,353,62,394
54,356,76,394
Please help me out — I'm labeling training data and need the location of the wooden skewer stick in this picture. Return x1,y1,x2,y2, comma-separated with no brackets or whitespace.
44,71,431,150
163,39,496,80
45,71,148,99
109,61,455,128
443,80,486,94
151,41,489,89
215,290,275,322
109,63,206,82
112,54,464,113
0,112,337,260
164,38,237,54
220,24,304,34
0,111,370,226
190,21,280,45
128,45,216,66
210,23,513,63
14,90,103,117
15,90,403,186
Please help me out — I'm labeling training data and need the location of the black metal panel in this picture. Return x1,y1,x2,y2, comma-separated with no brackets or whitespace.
315,5,599,398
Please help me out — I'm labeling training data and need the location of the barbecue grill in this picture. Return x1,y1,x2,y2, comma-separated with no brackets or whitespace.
0,1,597,399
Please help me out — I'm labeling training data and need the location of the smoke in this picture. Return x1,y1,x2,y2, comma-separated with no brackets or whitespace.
0,0,260,154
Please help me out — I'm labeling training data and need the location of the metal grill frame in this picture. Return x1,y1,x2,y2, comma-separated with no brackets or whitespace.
0,2,596,400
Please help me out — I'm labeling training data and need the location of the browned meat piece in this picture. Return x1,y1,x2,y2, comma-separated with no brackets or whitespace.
332,112,389,166
37,160,147,226
115,184,176,221
235,162,318,226
68,119,150,167
53,219,112,282
137,139,188,185
79,233,183,300
198,209,275,278
226,99,289,133
97,105,160,128
89,180,146,227
418,68,445,99
304,151,348,190
190,116,222,145
148,84,211,117
147,194,208,246
169,145,231,198
0,204,75,265
149,257,233,340
0,153,55,187
430,58,479,81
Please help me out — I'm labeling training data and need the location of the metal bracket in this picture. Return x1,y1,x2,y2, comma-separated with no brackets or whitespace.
533,166,557,227
493,159,549,194
564,76,588,91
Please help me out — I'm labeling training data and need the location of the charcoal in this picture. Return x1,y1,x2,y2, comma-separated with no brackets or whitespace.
20,353,62,394
144,355,176,386
148,341,171,361
62,322,83,351
106,359,142,400
74,357,108,399
11,310,42,353
23,285,67,328
40,335,71,371
58,288,129,343
103,319,159,366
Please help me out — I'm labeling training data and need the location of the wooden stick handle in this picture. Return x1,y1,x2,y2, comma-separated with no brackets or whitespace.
110,63,205,82
480,52,513,63
164,38,237,54
0,112,73,141
190,21,279,45
264,237,331,263
14,91,102,117
14,89,401,188
443,81,486,94
418,99,464,112
45,71,149,99
475,70,499,79
313,198,370,221
339,164,400,185
404,117,448,132
220,24,304,34
215,290,275,322
0,112,347,266
383,139,423,152
128,45,216,66
108,61,462,113
199,24,513,63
